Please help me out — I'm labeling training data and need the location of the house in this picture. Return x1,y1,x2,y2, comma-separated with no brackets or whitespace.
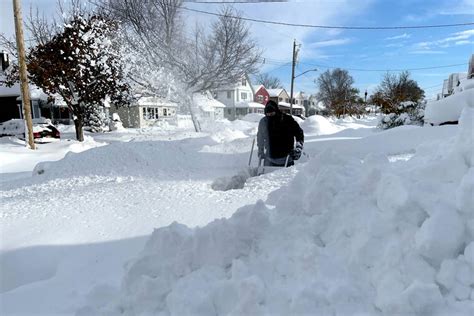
223,101,265,120
278,102,305,117
115,95,178,128
1,52,72,124
294,91,310,116
193,92,226,120
254,85,270,105
0,81,73,123
214,75,255,120
441,79,450,98
468,54,474,79
267,88,289,105
448,73,467,94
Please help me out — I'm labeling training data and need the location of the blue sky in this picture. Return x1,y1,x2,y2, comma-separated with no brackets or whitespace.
1,0,473,99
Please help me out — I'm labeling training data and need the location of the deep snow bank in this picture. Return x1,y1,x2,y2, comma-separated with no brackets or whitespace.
82,107,473,315
425,85,474,125
301,115,342,135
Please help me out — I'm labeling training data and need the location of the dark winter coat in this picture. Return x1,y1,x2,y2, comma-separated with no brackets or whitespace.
257,113,304,159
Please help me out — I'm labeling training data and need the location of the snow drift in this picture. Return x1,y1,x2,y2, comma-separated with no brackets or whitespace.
81,104,474,315
425,81,474,125
300,115,342,135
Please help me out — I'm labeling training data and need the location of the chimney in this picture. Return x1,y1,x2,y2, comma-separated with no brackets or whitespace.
1,51,10,72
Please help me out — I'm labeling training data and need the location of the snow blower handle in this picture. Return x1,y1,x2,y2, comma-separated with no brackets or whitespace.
284,155,290,167
248,137,256,167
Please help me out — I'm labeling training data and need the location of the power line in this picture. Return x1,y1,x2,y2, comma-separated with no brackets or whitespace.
262,58,468,72
186,0,287,3
181,6,474,30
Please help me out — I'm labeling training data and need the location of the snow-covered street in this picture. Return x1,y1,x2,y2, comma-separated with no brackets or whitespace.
1,112,472,315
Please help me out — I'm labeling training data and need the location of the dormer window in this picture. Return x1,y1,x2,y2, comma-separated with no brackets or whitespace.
241,78,246,86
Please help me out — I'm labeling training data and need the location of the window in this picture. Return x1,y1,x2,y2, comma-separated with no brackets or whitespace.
163,108,168,116
227,91,232,99
242,78,246,86
143,107,160,120
227,109,232,114
241,92,247,100
279,97,283,102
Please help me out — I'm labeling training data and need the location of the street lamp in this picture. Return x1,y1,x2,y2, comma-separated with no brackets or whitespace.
290,68,318,115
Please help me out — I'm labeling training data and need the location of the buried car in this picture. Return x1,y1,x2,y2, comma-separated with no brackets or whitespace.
0,118,60,141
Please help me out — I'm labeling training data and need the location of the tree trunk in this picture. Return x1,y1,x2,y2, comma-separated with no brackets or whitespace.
187,94,201,133
74,114,84,142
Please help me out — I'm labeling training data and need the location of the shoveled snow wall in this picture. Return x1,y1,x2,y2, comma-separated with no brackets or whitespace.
425,84,474,125
81,105,474,315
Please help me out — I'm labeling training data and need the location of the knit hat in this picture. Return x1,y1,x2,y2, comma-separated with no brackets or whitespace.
265,100,279,114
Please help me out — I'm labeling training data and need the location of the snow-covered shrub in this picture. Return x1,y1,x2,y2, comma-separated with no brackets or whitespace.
109,113,124,131
378,101,425,129
84,104,109,133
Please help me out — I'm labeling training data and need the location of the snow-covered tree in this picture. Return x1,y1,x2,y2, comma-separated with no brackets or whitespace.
371,72,425,129
371,71,425,114
100,1,261,131
18,14,130,141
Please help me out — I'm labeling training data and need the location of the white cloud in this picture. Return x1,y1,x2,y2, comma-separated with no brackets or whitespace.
385,33,411,40
412,29,474,51
385,43,404,48
186,0,373,70
308,38,352,48
455,40,472,45
410,50,447,55
439,0,474,15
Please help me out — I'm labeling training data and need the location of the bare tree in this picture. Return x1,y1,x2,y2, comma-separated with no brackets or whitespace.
1,0,90,57
316,68,359,117
371,71,425,114
99,1,261,131
255,72,282,89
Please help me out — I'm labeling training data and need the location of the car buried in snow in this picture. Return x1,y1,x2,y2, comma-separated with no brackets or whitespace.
0,118,60,142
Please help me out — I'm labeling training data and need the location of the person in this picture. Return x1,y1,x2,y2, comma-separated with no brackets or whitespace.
257,100,304,167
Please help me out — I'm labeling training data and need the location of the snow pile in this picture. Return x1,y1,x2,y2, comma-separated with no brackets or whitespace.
241,113,264,122
425,84,474,125
300,115,342,135
81,104,474,315
0,119,25,136
109,113,124,131
209,127,247,143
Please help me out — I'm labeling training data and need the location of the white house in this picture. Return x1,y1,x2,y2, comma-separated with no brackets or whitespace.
267,88,289,104
278,102,305,116
193,92,226,120
214,75,255,120
223,101,265,120
115,96,178,128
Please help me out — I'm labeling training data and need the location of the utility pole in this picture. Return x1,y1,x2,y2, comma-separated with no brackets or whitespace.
13,0,35,149
289,39,298,116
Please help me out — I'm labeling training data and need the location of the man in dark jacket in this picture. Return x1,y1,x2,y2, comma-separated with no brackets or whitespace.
257,101,304,167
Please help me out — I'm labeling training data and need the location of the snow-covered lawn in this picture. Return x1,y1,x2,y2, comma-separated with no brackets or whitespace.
0,112,472,315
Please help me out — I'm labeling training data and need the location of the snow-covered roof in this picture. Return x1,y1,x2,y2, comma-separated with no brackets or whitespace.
137,96,178,107
254,85,265,92
233,101,265,109
267,88,285,97
0,76,49,100
193,92,226,112
294,91,307,100
278,102,305,110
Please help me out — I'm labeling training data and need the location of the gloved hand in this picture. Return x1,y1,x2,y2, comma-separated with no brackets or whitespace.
291,141,303,160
